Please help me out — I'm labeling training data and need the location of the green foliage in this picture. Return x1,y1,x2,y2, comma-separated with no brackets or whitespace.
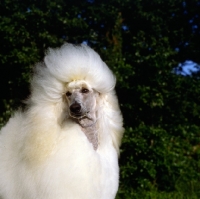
120,125,200,192
1,0,200,197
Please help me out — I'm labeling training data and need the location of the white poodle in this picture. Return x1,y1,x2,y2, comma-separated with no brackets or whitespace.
0,43,124,199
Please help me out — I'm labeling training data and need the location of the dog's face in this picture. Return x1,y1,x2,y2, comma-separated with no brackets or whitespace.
65,80,99,120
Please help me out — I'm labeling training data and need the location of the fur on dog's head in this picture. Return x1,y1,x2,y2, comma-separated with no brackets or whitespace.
29,43,123,153
30,43,115,104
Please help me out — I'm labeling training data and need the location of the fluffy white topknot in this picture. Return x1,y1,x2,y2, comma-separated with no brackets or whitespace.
44,43,116,93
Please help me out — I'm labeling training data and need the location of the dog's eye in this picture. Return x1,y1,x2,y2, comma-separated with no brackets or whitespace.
66,91,72,97
81,88,89,94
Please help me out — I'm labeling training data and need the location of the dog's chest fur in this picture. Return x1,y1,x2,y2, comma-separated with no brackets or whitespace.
81,123,98,150
73,117,99,150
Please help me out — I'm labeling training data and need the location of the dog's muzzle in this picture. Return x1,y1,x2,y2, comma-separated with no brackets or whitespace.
69,102,89,119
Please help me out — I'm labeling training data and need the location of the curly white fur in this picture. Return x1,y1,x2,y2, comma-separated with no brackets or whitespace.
0,43,124,199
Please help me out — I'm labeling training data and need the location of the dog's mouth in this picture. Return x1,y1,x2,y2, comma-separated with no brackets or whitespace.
69,111,97,129
69,111,89,119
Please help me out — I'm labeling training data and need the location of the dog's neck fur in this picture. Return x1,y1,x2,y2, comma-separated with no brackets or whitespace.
72,112,98,150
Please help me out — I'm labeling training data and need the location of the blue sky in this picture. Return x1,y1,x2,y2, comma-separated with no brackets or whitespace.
174,60,200,76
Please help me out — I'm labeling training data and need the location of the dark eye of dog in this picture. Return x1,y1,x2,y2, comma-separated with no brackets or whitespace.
81,88,89,94
66,91,72,97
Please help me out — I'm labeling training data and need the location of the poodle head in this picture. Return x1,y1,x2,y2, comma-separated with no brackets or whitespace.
28,43,123,153
30,43,116,105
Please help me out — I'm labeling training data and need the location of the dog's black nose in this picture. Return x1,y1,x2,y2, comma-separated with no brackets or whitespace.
70,103,81,114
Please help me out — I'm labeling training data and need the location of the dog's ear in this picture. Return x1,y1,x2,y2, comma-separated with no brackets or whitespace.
97,90,124,155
